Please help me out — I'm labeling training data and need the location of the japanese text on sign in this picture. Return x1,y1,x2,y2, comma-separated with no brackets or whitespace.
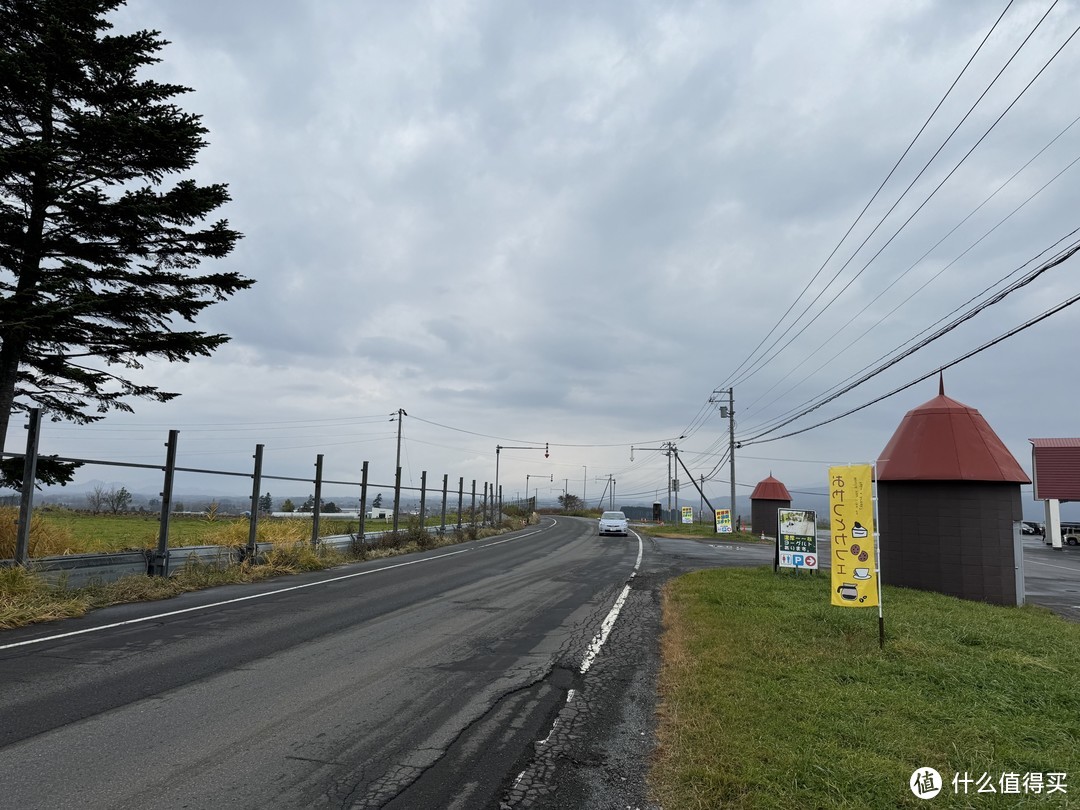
829,464,878,607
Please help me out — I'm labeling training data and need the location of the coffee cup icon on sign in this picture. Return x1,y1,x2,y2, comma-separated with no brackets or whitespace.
837,583,859,601
851,522,869,539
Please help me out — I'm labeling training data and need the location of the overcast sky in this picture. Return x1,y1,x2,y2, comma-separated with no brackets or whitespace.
10,0,1080,515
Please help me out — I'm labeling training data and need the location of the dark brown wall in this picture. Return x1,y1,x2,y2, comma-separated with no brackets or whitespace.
751,499,790,538
878,481,1022,606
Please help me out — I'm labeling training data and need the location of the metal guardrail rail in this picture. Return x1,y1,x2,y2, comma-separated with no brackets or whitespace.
0,524,477,587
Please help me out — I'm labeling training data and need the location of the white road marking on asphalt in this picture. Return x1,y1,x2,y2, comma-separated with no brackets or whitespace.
0,523,556,652
1027,559,1080,572
579,584,631,674
538,718,559,745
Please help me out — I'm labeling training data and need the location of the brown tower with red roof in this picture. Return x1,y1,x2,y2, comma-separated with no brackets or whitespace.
876,377,1029,606
750,475,792,539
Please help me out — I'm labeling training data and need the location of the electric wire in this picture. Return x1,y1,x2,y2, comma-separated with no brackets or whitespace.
729,2,1073,394
740,137,1080,432
740,270,1080,446
742,224,1080,437
712,0,1020,394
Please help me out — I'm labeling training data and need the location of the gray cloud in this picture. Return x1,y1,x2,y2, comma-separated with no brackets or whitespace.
9,0,1077,517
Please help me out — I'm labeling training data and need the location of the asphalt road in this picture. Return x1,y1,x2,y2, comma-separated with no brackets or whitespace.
0,521,1069,809
0,517,772,809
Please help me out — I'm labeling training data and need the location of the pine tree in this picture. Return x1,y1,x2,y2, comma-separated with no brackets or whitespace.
0,0,251,485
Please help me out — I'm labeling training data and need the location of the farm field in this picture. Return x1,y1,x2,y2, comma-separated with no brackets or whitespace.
2,510,447,557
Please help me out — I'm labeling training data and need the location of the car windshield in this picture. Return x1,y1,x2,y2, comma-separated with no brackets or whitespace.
601,512,626,520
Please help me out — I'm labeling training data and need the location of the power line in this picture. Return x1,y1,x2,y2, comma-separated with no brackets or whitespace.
713,0,1020,394
740,280,1080,447
729,2,1073,392
740,137,1080,431
742,224,1080,438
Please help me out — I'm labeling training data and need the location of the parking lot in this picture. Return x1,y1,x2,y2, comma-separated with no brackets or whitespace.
807,532,1080,622
1022,535,1080,621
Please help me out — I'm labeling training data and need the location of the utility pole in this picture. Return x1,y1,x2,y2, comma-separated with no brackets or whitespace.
635,441,678,523
391,408,406,532
729,388,736,523
712,388,737,523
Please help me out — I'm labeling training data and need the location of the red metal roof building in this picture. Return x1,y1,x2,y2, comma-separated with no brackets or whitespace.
1029,438,1080,501
876,379,1027,606
749,476,792,501
750,475,791,538
877,385,1029,484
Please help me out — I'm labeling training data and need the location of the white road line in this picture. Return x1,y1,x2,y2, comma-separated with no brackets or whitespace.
0,523,554,652
578,532,642,674
1027,560,1080,572
579,584,630,675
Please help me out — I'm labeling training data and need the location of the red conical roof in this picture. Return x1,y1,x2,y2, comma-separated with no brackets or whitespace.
750,475,791,500
877,388,1029,483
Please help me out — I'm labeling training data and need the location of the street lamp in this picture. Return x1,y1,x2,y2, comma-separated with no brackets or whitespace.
526,473,552,510
495,442,548,519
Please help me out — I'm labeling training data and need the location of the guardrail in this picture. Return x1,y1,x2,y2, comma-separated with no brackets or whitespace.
1,523,479,588
3,408,512,576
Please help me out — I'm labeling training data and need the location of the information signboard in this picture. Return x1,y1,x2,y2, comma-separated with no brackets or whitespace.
778,508,818,569
681,506,693,524
715,509,732,533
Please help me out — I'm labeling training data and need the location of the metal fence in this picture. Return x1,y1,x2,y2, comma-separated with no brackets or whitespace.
3,408,511,576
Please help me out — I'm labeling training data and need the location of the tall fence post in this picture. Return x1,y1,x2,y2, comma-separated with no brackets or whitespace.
358,460,369,541
440,473,448,534
247,444,264,559
418,470,427,531
471,479,477,528
14,408,41,566
311,454,324,548
393,466,402,533
151,430,179,576
497,484,503,524
457,476,464,529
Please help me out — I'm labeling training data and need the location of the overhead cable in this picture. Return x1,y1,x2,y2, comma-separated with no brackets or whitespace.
712,0,1019,394
730,1,1073,392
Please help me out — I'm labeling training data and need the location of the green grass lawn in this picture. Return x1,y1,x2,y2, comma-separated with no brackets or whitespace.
31,512,363,554
652,567,1080,809
639,521,764,543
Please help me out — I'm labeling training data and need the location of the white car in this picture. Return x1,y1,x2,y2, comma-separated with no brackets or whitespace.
598,511,629,537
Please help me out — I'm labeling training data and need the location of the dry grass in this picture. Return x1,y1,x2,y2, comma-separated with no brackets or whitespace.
0,507,79,558
0,518,531,630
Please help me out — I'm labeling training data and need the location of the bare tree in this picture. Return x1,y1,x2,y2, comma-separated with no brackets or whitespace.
86,484,108,515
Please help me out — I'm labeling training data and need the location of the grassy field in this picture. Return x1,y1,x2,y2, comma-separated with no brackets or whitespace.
0,516,519,629
637,521,764,544
0,509,475,557
651,566,1080,808
9,511,360,555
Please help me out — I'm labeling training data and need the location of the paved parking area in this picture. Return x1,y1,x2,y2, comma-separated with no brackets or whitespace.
805,532,1080,621
1021,536,1080,621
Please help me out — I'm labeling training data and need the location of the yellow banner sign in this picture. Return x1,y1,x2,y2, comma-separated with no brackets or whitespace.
829,464,878,607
